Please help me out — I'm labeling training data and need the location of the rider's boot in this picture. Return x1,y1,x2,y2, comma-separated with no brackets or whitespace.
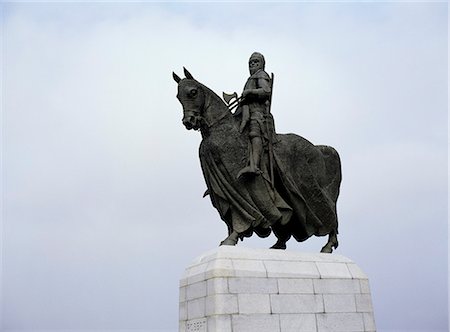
237,137,262,178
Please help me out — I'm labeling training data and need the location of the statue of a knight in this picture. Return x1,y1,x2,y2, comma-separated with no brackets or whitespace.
235,52,276,181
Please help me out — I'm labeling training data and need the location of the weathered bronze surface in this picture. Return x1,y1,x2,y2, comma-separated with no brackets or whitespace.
173,53,342,252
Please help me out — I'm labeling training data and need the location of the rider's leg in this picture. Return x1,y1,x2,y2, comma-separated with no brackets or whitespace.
237,120,263,178
250,136,262,172
247,118,263,173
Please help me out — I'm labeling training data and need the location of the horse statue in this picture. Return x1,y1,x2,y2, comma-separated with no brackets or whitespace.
173,67,342,253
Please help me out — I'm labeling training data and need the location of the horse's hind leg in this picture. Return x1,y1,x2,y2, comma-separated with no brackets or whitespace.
321,230,339,253
220,231,239,246
270,226,291,250
271,238,288,250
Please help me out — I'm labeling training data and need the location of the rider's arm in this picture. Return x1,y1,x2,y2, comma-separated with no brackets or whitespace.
240,106,250,133
242,78,271,101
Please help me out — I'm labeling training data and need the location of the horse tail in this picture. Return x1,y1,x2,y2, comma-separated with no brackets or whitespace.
316,145,342,236
317,145,342,203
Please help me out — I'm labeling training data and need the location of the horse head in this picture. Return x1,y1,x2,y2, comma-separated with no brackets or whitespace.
173,68,208,131
173,68,230,132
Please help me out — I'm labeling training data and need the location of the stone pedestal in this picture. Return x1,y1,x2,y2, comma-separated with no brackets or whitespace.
179,246,376,332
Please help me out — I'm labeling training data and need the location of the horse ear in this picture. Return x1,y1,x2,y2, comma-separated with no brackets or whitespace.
183,67,194,80
172,72,181,83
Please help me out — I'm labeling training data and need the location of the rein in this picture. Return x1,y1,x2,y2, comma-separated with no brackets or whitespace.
199,90,232,130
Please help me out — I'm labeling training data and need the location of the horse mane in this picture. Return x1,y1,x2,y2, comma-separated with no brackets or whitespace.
199,82,230,113
194,80,234,130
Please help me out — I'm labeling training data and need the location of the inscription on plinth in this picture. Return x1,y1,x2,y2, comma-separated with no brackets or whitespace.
186,318,207,332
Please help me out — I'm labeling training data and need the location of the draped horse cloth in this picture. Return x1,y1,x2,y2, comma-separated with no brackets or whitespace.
199,123,341,242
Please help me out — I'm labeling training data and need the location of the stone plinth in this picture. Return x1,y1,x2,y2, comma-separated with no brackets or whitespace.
179,246,376,332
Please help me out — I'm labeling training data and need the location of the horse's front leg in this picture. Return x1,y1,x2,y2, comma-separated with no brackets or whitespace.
270,225,291,250
220,231,239,246
320,230,339,253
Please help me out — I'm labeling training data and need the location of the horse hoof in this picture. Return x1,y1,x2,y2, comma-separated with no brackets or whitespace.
270,242,287,250
220,239,238,246
320,246,333,254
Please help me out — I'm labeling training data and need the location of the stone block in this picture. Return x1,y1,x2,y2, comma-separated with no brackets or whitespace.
316,313,364,332
238,294,271,314
180,278,188,287
323,294,357,313
359,279,371,294
232,314,280,332
180,286,186,303
205,294,238,315
265,260,320,278
207,277,229,295
179,320,186,332
179,301,187,321
279,313,317,332
347,263,368,279
229,277,278,294
207,315,232,332
205,258,234,279
186,262,208,284
314,278,361,294
271,294,324,313
232,259,267,277
355,294,373,313
316,262,352,279
278,278,314,294
187,297,206,319
314,254,353,263
186,281,207,300
363,312,376,331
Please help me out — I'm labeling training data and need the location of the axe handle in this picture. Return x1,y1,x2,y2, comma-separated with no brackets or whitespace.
228,96,244,110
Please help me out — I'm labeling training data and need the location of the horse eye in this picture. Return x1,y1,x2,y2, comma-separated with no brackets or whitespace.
190,89,198,97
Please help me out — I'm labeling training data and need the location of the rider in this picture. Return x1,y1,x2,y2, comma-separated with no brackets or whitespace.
236,52,275,179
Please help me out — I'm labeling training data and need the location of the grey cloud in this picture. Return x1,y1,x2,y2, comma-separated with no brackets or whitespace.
2,2,447,331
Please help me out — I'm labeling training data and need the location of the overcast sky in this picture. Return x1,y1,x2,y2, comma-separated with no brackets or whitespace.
1,2,448,332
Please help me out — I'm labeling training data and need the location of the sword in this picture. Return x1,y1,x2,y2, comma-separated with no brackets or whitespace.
266,73,275,189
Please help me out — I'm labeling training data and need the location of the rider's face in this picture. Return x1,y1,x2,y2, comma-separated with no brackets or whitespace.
249,57,262,75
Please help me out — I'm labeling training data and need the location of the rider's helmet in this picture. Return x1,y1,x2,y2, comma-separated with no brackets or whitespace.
249,52,265,74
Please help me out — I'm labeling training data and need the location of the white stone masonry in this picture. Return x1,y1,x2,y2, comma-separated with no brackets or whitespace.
179,246,376,332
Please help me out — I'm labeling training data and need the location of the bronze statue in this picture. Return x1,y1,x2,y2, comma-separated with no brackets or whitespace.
173,53,342,252
235,52,274,179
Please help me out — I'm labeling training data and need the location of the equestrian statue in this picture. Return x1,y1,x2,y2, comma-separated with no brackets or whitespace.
173,52,342,253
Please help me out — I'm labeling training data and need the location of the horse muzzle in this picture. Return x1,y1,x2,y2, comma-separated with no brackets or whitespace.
182,112,201,130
